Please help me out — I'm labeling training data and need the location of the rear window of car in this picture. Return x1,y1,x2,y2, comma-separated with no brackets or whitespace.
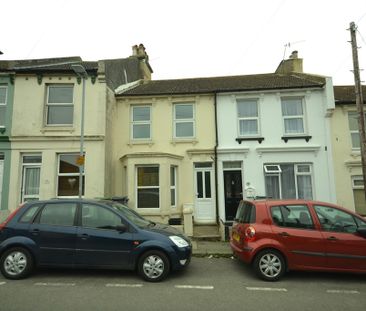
235,201,256,223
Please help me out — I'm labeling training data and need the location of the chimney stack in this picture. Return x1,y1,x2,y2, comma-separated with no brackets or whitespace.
275,50,303,74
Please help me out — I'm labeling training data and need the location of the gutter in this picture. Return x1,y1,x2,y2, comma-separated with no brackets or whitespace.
214,92,219,225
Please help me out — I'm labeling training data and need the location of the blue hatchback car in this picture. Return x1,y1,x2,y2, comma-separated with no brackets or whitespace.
0,199,192,282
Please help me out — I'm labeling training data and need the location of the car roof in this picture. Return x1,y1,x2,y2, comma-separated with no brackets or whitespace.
24,198,110,205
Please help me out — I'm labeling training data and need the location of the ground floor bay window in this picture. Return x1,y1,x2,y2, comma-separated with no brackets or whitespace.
264,163,313,200
136,166,159,208
352,176,366,216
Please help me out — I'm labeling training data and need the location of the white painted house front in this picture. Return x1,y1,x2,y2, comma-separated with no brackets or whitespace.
216,53,336,238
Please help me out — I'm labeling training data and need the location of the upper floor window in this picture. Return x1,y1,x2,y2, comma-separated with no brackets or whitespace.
237,99,259,136
46,85,74,126
0,86,8,127
281,97,305,135
132,106,151,140
348,112,365,149
174,103,195,138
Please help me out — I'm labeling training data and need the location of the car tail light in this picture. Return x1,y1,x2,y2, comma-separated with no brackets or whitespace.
0,204,24,230
245,226,256,241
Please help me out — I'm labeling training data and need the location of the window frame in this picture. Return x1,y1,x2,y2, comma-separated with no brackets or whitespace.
131,105,152,140
281,97,306,135
173,103,195,139
264,163,313,200
45,84,74,126
170,166,177,208
21,154,42,202
348,111,366,150
136,165,160,209
57,153,84,198
236,98,260,137
0,85,8,128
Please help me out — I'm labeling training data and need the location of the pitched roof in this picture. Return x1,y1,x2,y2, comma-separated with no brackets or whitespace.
117,72,326,97
334,85,366,104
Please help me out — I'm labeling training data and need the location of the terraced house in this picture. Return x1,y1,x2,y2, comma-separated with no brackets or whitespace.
0,45,152,218
114,51,337,239
0,70,14,218
332,85,366,216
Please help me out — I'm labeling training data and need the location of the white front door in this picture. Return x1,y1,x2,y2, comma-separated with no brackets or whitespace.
21,166,41,202
194,163,216,224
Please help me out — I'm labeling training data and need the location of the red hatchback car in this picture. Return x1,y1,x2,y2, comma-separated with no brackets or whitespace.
230,199,366,281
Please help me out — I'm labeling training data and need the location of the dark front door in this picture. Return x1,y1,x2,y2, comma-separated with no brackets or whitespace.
224,170,243,221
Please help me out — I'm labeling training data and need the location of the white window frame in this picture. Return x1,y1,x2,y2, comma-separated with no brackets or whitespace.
264,163,313,199
352,175,364,189
348,111,366,150
46,84,74,126
131,105,151,140
21,154,42,202
0,85,8,128
173,103,195,139
281,97,306,135
237,98,260,137
136,165,160,209
57,153,84,198
170,166,177,208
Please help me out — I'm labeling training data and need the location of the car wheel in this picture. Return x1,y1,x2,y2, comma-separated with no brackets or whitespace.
138,250,170,282
253,249,286,281
0,247,34,280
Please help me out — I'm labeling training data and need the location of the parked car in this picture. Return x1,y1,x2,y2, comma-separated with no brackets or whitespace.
230,199,366,281
0,199,191,282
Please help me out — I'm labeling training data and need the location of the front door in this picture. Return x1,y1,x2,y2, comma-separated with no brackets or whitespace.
194,163,216,224
224,170,243,221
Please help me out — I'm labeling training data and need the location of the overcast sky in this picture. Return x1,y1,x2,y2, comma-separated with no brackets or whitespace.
1,0,365,85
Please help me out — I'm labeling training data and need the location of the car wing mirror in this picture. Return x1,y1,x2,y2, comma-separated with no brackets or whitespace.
356,228,366,238
116,224,127,233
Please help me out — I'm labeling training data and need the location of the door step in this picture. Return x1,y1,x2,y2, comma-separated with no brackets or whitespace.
193,225,221,241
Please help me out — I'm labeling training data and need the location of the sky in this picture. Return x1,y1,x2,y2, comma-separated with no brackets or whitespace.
1,0,366,85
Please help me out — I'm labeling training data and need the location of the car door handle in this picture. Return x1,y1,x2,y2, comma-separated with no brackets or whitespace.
30,229,40,236
278,232,290,237
327,236,338,241
78,234,89,240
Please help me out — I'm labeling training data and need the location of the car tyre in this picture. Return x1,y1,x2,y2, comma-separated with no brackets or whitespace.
253,249,286,281
0,247,34,280
138,250,170,282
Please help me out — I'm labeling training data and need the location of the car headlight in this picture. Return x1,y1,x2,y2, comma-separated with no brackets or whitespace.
169,236,189,248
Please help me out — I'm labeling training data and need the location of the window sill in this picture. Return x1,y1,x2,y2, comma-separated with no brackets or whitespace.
41,126,75,133
171,139,198,145
281,135,312,143
236,137,264,144
128,140,154,147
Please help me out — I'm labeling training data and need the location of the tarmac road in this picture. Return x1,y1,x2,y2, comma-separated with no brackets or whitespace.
0,257,366,311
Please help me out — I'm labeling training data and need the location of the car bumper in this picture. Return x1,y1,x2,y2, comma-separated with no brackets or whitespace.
230,240,254,263
169,245,192,271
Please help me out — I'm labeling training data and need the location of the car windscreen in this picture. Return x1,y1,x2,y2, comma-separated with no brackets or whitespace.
105,201,151,228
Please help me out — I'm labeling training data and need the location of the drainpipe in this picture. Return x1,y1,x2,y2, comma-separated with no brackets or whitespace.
214,92,219,225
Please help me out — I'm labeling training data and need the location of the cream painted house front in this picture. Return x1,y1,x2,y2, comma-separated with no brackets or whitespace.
331,85,366,215
113,89,216,226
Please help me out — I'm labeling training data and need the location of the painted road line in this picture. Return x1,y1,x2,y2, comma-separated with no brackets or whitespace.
246,287,287,292
175,285,214,290
0,282,6,286
326,289,360,294
106,283,143,288
34,282,76,287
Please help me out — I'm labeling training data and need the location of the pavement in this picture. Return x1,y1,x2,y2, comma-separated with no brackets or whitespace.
191,240,233,257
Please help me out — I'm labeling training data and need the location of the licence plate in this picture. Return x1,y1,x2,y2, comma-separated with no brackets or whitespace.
232,232,240,243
